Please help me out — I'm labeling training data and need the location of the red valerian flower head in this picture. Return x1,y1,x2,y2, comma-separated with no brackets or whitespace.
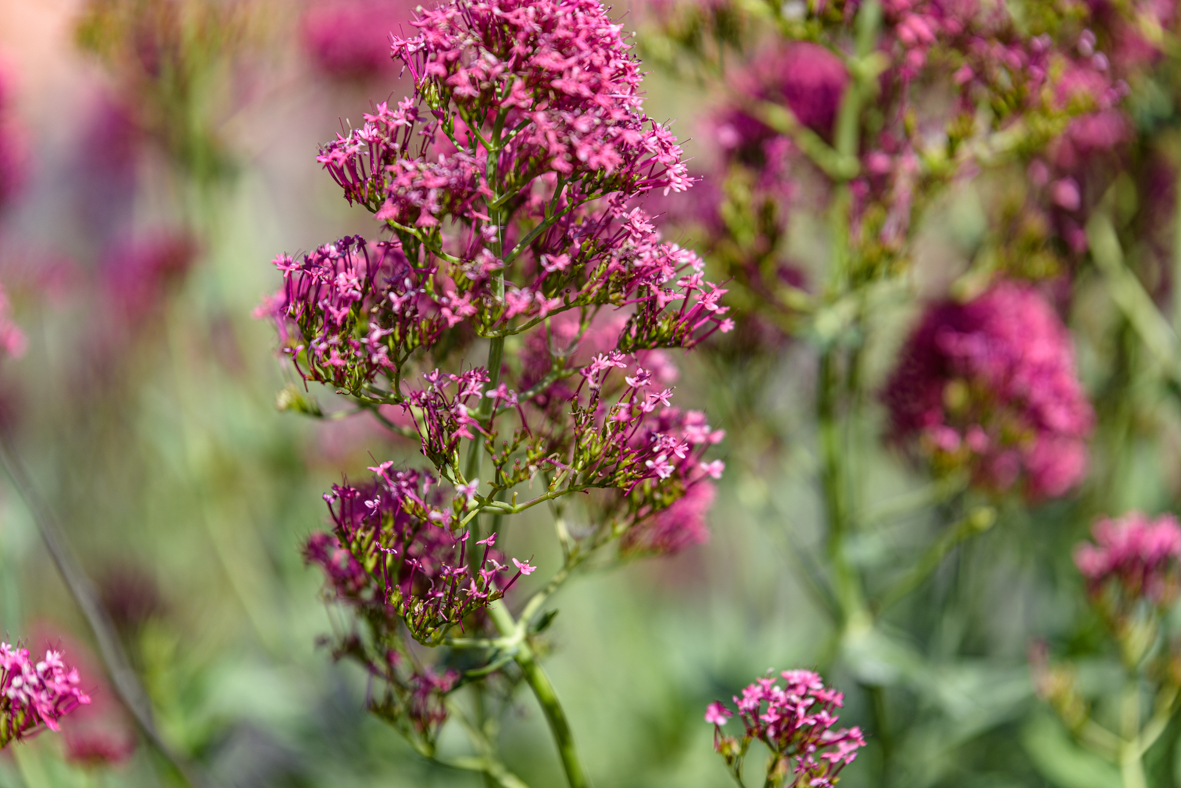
1075,512,1181,609
0,642,90,748
305,463,532,645
706,670,866,788
882,282,1094,501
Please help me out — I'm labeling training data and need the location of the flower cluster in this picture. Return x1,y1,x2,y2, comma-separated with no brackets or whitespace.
305,463,533,646
0,642,90,748
1075,512,1181,612
285,0,731,350
268,235,449,393
300,0,414,80
883,282,1093,501
706,670,865,788
273,0,727,756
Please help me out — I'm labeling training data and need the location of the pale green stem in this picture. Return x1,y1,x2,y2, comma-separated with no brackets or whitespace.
488,600,590,788
1136,684,1180,757
12,744,50,788
1119,681,1146,788
817,348,866,626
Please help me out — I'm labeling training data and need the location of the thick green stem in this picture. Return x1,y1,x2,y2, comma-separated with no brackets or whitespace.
488,600,590,788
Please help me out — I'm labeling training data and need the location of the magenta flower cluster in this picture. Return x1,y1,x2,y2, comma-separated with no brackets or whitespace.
706,670,865,788
883,282,1093,501
305,463,533,646
267,0,728,753
274,0,731,363
0,642,90,748
1075,512,1181,610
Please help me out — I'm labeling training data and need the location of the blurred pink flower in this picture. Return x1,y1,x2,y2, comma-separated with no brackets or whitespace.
1075,511,1181,607
29,626,135,767
0,63,27,217
883,282,1094,500
301,0,419,80
100,231,199,327
620,479,715,555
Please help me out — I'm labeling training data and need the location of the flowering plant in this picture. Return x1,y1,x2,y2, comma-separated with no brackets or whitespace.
264,0,728,781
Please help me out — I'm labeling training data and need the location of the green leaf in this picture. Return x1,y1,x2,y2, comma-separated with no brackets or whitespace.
1021,713,1121,788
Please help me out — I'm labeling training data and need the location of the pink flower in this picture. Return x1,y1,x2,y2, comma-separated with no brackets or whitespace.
706,671,865,788
620,480,715,556
1075,512,1181,609
883,282,1094,501
704,701,731,726
100,231,200,328
28,627,135,767
0,641,90,748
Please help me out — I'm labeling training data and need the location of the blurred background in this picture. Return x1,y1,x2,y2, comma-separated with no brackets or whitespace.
1,0,1179,787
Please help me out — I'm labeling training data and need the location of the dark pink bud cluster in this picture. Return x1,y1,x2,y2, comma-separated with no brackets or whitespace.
706,670,865,788
1075,512,1181,610
305,463,533,645
882,282,1094,501
300,0,415,80
0,642,90,748
331,632,460,746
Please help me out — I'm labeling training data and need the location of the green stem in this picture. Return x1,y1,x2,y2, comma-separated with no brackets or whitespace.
1120,681,1146,788
463,333,506,566
488,600,590,788
817,348,866,626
